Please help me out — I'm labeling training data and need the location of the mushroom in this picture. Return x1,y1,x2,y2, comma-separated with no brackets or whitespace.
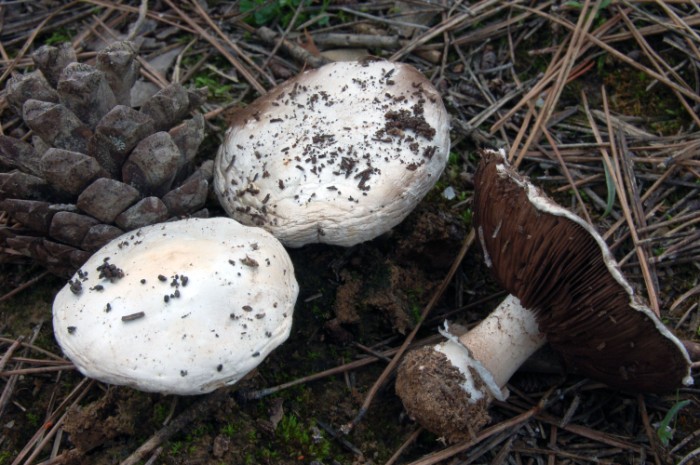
214,58,450,247
52,217,299,395
395,149,693,442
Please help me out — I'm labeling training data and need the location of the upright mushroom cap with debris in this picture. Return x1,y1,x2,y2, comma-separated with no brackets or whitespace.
214,58,450,247
396,149,692,442
52,217,298,395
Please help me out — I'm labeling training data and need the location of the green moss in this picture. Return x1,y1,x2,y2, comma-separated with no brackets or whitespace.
151,401,169,425
274,414,333,461
601,66,685,135
193,74,233,100
0,451,13,465
220,422,238,437
186,423,210,441
25,411,40,428
43,28,74,45
169,440,184,455
461,207,473,226
239,0,330,28
246,428,258,442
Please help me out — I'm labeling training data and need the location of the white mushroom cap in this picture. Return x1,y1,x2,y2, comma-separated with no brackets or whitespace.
52,217,298,395
214,58,450,247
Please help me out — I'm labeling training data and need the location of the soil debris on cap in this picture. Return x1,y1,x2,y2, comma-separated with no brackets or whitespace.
214,59,451,247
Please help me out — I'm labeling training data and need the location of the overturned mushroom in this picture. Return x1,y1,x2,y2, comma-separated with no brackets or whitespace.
52,217,298,395
214,58,450,247
395,149,693,442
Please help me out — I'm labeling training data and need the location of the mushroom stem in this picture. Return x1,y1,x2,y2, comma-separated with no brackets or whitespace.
436,294,546,400
395,295,546,442
397,148,694,442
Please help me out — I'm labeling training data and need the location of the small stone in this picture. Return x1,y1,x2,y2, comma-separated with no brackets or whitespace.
212,435,230,458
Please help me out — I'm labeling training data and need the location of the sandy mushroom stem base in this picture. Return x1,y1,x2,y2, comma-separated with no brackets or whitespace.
396,295,545,441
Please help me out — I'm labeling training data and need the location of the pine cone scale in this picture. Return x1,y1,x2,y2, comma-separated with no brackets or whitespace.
57,62,117,129
76,178,141,223
23,100,92,154
1,41,211,276
121,131,180,196
114,196,169,230
48,211,100,247
0,135,42,176
40,148,107,196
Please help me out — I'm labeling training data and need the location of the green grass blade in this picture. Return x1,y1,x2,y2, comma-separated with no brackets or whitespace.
657,399,691,446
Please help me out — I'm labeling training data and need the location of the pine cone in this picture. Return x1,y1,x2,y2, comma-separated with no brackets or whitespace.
1,41,211,276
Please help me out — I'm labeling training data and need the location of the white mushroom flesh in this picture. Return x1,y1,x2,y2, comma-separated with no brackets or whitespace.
52,217,299,395
437,294,546,402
